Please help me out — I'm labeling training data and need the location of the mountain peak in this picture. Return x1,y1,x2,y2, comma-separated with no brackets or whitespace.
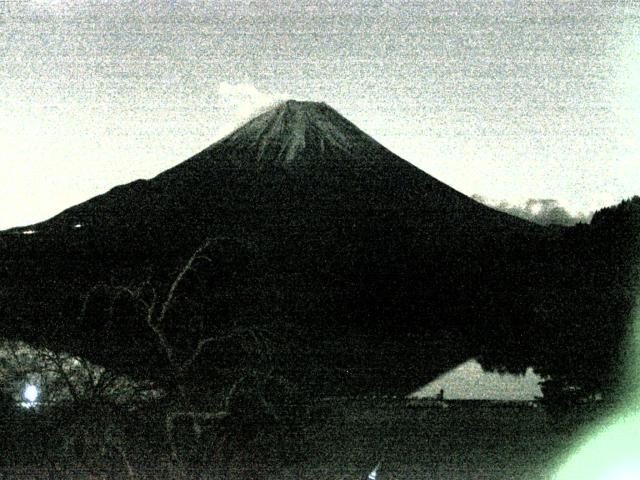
279,99,328,111
215,99,378,167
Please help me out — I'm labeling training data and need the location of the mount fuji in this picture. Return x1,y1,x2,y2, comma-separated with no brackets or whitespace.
1,100,637,399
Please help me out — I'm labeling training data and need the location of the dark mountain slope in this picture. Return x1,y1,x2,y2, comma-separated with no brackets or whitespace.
1,101,636,400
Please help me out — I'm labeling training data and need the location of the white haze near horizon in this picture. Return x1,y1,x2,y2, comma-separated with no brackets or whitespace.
1,0,639,230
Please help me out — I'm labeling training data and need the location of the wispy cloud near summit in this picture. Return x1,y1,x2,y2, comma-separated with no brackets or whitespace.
215,82,288,140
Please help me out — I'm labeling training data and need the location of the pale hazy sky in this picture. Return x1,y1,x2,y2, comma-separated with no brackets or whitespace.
1,0,639,231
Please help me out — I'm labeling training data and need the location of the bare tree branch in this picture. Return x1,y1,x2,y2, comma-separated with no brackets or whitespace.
158,238,212,329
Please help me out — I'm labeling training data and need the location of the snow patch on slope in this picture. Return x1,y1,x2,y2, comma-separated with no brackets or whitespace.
218,100,372,166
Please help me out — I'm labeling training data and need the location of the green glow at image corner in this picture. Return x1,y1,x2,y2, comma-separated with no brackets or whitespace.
552,410,640,479
553,295,640,480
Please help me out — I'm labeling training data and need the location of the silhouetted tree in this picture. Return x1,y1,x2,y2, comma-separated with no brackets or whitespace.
74,237,300,476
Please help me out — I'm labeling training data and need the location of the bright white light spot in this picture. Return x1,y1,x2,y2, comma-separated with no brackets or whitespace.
73,223,82,228
529,202,543,215
21,229,36,235
23,384,39,403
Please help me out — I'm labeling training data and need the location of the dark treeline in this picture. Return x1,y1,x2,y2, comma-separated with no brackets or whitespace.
477,196,640,401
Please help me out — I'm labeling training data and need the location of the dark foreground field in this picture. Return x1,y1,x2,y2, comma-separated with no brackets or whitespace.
267,399,602,480
1,398,605,479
